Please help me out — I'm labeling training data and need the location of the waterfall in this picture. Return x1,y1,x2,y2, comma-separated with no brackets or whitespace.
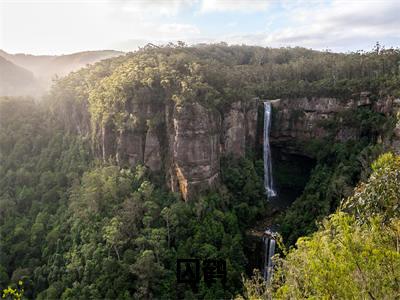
262,230,276,283
263,101,277,198
261,102,277,283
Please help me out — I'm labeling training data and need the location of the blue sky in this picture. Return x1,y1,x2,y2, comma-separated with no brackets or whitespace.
1,0,399,55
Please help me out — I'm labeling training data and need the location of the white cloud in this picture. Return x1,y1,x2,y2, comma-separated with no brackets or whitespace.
2,0,400,54
118,0,198,17
158,23,200,36
200,0,270,13
263,0,400,51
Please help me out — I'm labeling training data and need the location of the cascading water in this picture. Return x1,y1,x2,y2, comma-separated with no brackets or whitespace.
263,230,276,283
263,101,277,198
262,102,277,283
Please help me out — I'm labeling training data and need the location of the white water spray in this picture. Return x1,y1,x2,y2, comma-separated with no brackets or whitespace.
263,101,277,198
262,230,276,283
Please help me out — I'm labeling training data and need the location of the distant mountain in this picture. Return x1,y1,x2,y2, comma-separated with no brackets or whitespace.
0,49,124,96
0,56,39,96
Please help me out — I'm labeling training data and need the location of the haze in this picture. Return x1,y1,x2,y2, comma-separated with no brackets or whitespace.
1,0,400,55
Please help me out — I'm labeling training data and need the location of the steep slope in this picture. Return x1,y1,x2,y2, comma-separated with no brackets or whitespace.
0,56,38,96
50,45,400,202
1,44,400,299
0,49,123,78
274,153,400,298
48,50,124,77
0,49,124,95
0,50,53,76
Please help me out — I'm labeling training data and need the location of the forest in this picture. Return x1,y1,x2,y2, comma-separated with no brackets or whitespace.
1,43,400,299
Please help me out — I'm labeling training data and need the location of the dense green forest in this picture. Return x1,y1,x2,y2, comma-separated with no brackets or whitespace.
242,152,400,299
1,44,400,299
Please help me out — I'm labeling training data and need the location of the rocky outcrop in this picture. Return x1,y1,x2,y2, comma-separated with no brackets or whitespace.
245,99,259,150
144,128,162,171
85,97,259,200
58,84,400,200
377,97,400,153
222,99,260,157
270,97,353,147
223,101,246,157
61,88,399,200
269,93,400,156
171,102,220,200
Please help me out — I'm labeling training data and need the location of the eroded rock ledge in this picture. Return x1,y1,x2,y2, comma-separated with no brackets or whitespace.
63,92,400,200
270,94,400,156
89,98,260,201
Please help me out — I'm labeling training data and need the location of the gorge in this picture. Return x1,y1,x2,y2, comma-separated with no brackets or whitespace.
2,44,400,299
60,92,400,202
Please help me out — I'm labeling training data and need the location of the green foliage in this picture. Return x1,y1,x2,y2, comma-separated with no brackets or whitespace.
278,106,390,245
3,44,400,299
0,98,266,298
343,152,400,221
237,270,269,300
241,153,400,299
279,141,381,245
1,280,24,300
274,213,400,299
50,44,400,154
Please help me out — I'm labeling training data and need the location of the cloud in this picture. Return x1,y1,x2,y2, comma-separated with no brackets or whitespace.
3,0,400,54
200,0,270,13
263,0,400,50
118,0,198,17
158,23,200,36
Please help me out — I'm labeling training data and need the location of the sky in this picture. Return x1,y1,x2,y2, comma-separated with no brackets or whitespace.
1,0,400,55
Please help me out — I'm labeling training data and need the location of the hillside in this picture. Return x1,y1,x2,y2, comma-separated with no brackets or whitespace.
0,49,124,96
242,152,400,299
0,56,38,96
0,44,400,299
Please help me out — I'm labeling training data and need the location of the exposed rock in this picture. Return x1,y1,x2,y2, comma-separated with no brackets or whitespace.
222,98,259,157
269,97,344,155
335,128,358,142
144,128,162,171
102,122,117,161
390,98,400,154
269,94,398,156
171,102,220,200
223,101,246,157
357,91,372,107
60,89,400,200
373,96,393,115
245,98,259,151
162,98,258,200
118,129,145,167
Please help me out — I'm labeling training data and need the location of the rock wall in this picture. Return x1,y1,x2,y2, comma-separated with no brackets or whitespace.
377,97,400,154
170,102,220,200
89,98,260,201
62,89,399,200
269,93,400,156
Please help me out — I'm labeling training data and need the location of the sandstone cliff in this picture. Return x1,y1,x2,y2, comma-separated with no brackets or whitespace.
60,91,399,200
89,98,260,200
270,93,400,156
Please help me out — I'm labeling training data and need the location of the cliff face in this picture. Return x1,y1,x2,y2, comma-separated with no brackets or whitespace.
270,93,400,156
90,98,259,200
169,102,220,200
62,91,399,200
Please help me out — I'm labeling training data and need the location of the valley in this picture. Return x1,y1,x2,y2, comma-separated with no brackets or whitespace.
0,43,399,299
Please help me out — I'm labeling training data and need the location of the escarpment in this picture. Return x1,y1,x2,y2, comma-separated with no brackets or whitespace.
270,93,400,157
58,88,399,201
47,45,400,204
169,102,220,199
74,97,260,201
